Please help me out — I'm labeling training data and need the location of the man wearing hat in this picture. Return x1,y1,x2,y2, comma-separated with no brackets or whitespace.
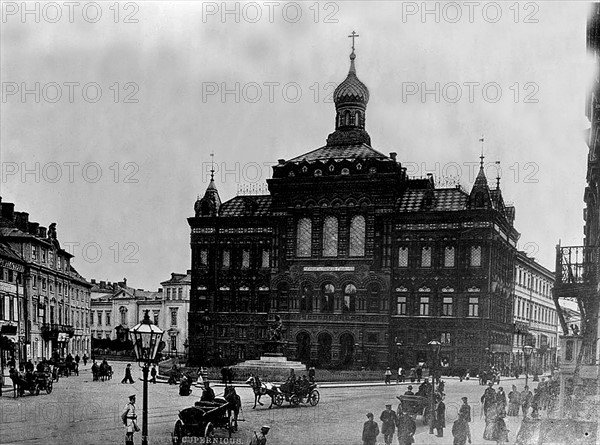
362,412,379,445
249,425,270,445
380,404,398,445
404,385,414,396
121,394,139,445
459,397,472,422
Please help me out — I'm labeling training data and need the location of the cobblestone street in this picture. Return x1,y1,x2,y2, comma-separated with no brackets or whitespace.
1,362,547,445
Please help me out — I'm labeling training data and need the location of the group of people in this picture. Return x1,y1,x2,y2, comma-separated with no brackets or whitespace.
362,404,417,445
91,358,112,381
281,368,313,395
393,365,424,384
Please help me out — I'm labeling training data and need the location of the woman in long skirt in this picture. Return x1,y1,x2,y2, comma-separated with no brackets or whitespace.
507,385,520,417
492,413,509,444
483,403,498,440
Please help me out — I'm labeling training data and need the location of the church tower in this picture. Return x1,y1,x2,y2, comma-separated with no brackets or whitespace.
194,164,221,217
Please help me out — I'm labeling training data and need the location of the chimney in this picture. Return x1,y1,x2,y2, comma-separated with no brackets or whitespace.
123,277,127,286
38,226,47,238
14,212,29,231
100,280,106,288
91,279,96,284
1,202,15,222
158,288,163,293
278,159,285,165
389,152,397,162
28,222,39,235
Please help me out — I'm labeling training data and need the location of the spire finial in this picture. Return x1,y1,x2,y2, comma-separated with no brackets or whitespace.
479,135,485,168
348,30,359,52
210,151,215,181
495,161,501,189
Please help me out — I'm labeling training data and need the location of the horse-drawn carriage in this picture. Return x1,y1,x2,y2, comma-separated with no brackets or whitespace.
9,368,53,397
397,395,429,424
246,376,320,409
172,395,239,444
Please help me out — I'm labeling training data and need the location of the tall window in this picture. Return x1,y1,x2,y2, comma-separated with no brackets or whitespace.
321,283,335,312
343,284,357,312
106,312,111,325
468,297,479,317
261,249,270,268
153,311,159,325
222,249,230,268
470,246,482,267
300,285,312,312
421,247,431,267
444,246,455,267
97,311,102,326
32,245,38,261
199,249,208,266
349,215,366,256
242,249,250,269
397,296,407,315
120,307,127,325
398,247,409,267
419,297,430,315
442,297,453,316
178,288,183,299
171,308,178,326
296,217,312,257
322,216,338,257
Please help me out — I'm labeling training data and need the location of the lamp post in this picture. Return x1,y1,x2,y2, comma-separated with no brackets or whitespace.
130,310,164,445
428,340,441,434
523,345,533,388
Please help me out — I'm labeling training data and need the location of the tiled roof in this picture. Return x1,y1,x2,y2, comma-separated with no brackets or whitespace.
287,144,388,163
398,188,468,212
219,195,272,217
0,242,24,263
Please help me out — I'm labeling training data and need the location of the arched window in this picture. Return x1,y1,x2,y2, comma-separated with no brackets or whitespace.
344,110,351,126
349,215,366,257
367,284,380,313
300,285,313,313
296,218,312,257
321,283,334,312
323,216,338,257
343,284,357,313
355,111,362,127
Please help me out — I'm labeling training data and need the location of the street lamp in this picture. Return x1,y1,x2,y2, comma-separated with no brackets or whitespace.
428,340,441,434
523,345,533,388
130,310,164,445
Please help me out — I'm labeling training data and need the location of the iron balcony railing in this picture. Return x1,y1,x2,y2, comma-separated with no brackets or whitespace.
555,245,600,287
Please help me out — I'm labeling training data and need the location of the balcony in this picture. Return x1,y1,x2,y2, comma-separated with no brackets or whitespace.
554,245,600,299
41,323,75,341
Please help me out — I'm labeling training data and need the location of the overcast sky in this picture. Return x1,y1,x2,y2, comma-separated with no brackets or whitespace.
0,1,593,291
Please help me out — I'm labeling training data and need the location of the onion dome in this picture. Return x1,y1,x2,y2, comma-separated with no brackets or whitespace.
333,51,370,105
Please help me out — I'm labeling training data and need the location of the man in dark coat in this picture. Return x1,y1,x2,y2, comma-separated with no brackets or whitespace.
496,387,507,414
91,360,99,381
362,412,379,445
433,394,446,437
121,363,135,384
396,410,416,445
481,382,497,416
404,385,414,395
459,397,472,422
520,385,533,418
380,404,398,445
201,381,215,402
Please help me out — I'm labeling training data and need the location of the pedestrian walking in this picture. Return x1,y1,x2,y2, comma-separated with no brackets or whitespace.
380,404,398,445
82,354,88,366
91,360,98,381
249,425,270,445
121,394,139,445
150,364,157,384
507,385,520,416
362,412,379,445
396,409,416,445
452,413,472,445
481,382,496,416
520,386,533,418
415,366,422,382
397,366,404,384
121,363,135,384
433,394,446,437
496,387,507,415
492,413,509,444
384,367,392,384
308,366,316,383
459,397,471,422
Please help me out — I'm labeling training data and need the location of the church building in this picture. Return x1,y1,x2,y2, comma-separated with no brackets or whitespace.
188,42,519,371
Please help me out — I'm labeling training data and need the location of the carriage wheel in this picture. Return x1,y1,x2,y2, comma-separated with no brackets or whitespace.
203,422,215,438
172,420,183,445
46,381,53,394
309,390,320,406
273,393,284,406
290,394,300,406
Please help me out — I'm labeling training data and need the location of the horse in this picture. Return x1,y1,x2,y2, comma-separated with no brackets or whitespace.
224,385,242,431
245,375,278,409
